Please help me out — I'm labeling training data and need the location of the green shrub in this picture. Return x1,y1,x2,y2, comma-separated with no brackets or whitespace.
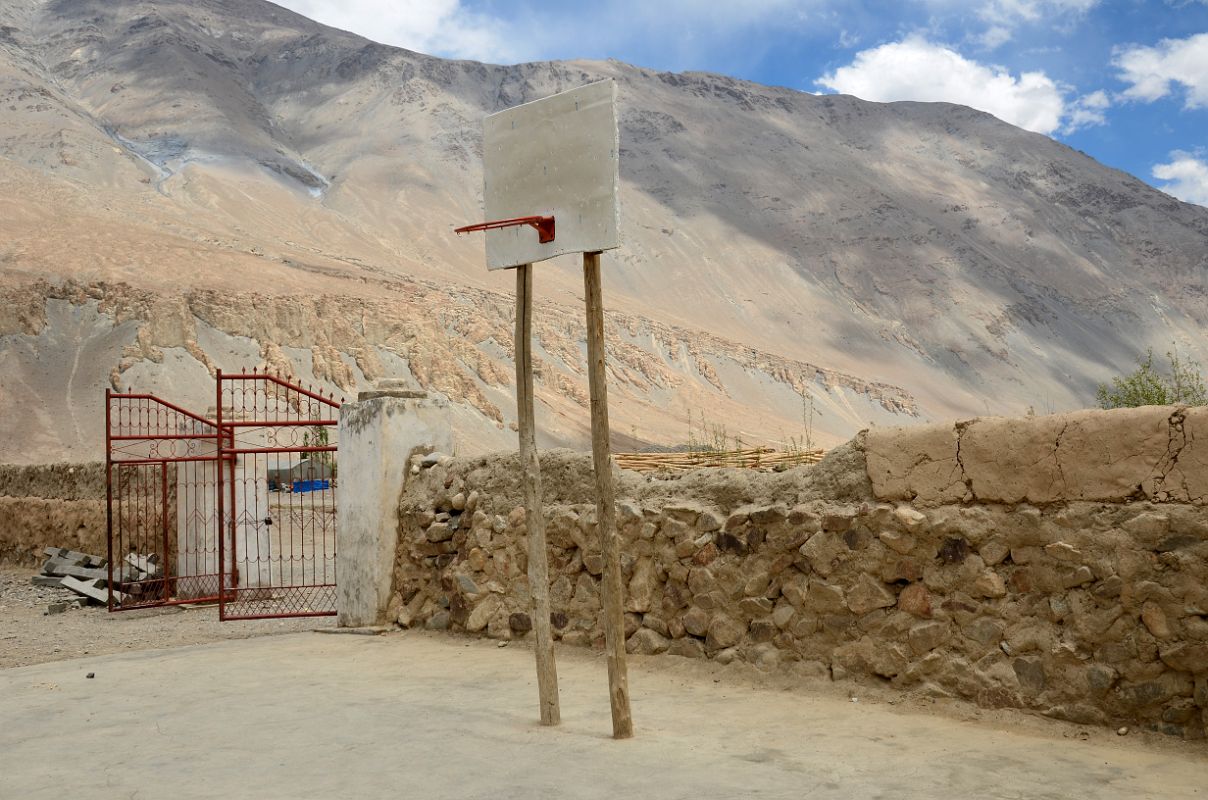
1096,347,1207,408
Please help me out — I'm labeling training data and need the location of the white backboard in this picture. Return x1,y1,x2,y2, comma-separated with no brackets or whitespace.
482,79,620,271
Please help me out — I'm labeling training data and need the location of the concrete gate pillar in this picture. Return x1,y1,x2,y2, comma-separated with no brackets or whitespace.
336,383,453,627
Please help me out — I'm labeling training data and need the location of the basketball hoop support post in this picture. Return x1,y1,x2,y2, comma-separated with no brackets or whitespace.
515,262,561,726
583,250,634,739
460,78,632,738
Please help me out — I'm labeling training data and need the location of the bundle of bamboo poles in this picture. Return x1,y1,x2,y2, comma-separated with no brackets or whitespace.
614,447,826,474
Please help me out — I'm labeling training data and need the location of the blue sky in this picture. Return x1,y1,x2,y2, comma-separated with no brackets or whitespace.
275,0,1208,206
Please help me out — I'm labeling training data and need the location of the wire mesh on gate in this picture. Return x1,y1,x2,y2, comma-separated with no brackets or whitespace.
105,391,221,610
216,369,342,620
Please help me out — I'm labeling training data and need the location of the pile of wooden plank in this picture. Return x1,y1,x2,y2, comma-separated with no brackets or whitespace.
614,447,827,474
35,546,160,608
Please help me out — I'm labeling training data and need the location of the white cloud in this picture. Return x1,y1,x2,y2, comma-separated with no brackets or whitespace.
273,0,820,66
273,0,518,63
1063,89,1110,132
1079,89,1111,109
817,37,1092,135
978,0,1099,25
978,25,1013,49
1115,33,1208,108
921,0,1100,48
1152,151,1208,205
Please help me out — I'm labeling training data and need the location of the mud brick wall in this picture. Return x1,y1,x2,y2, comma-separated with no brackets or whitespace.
394,406,1208,738
0,463,107,565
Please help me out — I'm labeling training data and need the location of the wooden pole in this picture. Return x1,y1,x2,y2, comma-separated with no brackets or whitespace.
582,250,634,739
515,262,560,726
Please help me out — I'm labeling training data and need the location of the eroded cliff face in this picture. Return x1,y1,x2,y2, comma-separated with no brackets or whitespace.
0,279,916,462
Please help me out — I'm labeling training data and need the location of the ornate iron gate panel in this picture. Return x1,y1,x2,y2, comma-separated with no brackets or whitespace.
105,390,221,610
216,369,341,620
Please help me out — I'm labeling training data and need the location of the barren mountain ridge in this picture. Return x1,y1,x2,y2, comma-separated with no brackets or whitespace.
1,0,1205,462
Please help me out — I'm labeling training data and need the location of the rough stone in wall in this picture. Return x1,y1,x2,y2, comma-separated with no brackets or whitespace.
394,409,1208,739
0,463,107,565
0,463,105,501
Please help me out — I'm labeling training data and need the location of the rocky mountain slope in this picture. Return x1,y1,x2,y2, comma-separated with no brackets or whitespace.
1,0,1205,463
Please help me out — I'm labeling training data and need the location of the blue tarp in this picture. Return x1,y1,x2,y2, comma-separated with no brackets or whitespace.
291,479,330,493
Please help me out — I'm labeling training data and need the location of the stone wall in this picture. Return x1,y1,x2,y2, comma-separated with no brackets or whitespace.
0,463,107,565
392,406,1208,738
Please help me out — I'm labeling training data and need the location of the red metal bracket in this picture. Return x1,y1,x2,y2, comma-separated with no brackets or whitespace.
455,215,555,244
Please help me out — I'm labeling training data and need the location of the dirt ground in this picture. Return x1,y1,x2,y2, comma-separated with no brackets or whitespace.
4,631,1206,799
0,567,334,668
2,563,1208,800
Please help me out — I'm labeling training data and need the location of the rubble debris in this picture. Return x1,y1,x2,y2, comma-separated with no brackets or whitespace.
60,576,125,605
124,553,160,576
42,547,105,568
34,546,160,608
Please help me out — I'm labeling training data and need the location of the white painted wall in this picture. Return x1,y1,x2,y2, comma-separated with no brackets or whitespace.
336,392,453,627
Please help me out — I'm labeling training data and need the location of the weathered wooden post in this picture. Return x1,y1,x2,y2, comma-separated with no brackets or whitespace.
515,262,561,726
455,79,633,737
583,250,633,738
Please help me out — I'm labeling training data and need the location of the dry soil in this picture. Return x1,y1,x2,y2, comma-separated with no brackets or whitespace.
3,630,1206,799
0,567,333,668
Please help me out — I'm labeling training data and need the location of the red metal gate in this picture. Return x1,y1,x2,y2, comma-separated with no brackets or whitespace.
216,369,340,620
105,372,341,620
105,390,222,610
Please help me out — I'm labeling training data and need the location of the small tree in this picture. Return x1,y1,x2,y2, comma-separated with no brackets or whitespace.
1167,349,1208,405
301,425,337,480
1096,348,1207,409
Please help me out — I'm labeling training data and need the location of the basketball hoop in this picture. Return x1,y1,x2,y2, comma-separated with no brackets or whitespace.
457,79,631,738
455,215,555,244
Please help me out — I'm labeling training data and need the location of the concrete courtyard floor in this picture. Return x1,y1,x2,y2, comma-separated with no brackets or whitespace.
2,630,1204,799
